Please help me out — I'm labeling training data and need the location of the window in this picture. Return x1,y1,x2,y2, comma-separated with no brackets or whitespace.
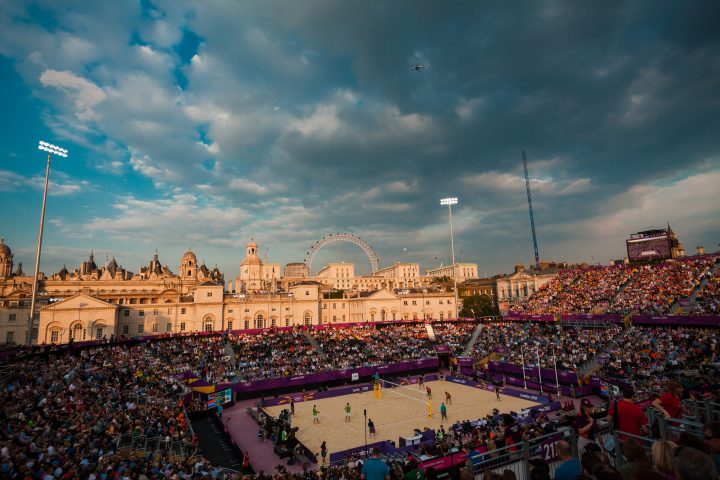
139,310,144,317
180,322,186,332
271,318,276,327
403,301,408,305
285,318,290,327
439,313,444,320
6,331,14,344
333,315,337,322
228,309,233,313
333,303,336,309
167,308,172,314
342,303,345,309
256,315,264,329
31,328,38,340
152,323,158,332
370,314,375,321
8,314,16,322
51,330,59,343
207,292,213,297
123,325,129,335
412,301,417,305
447,300,452,304
305,290,310,296
72,324,82,340
245,308,250,312
227,321,233,330
439,300,444,304
244,320,250,329
323,304,327,309
138,325,144,334
342,315,346,321
381,310,386,321
204,323,212,332
166,323,172,332
426,300,430,305
124,309,130,317
153,308,159,316
96,328,104,340
304,313,311,326
181,308,187,314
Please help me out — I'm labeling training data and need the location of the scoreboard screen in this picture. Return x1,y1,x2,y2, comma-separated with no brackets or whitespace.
207,388,232,409
626,234,671,262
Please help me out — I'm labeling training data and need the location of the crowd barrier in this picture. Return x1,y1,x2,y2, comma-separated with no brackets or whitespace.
220,358,440,394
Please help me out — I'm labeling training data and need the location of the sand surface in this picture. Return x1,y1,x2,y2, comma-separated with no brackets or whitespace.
264,380,539,457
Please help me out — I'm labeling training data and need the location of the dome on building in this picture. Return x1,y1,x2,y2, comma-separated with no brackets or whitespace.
241,240,263,266
0,238,11,256
181,249,197,264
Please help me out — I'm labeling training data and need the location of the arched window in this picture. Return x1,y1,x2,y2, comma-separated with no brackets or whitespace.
381,309,386,321
244,319,250,330
205,322,213,332
71,323,82,340
439,312,444,320
271,317,277,327
304,313,311,326
256,314,264,329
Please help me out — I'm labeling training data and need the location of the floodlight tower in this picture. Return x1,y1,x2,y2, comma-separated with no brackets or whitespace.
522,150,540,270
27,141,68,344
440,197,459,319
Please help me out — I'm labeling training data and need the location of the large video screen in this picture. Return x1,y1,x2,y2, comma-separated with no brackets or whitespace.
207,388,232,409
626,235,671,262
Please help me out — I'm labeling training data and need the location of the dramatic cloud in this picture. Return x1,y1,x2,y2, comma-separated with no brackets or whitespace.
0,0,718,278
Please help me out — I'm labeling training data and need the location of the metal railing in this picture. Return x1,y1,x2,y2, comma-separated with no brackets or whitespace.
683,398,720,424
466,429,577,478
115,433,195,461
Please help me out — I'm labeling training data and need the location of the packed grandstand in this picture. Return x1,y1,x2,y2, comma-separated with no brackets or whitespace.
1,254,720,479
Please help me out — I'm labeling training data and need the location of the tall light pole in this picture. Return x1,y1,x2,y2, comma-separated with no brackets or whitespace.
28,141,68,344
440,197,459,319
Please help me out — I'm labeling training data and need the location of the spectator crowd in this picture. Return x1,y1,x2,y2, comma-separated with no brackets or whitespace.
513,256,719,316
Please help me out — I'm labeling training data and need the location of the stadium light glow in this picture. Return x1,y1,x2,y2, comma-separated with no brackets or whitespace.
440,197,458,206
38,141,68,157
28,141,69,344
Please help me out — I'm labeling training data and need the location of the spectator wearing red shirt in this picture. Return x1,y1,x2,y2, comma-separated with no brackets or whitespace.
607,389,648,439
652,379,683,419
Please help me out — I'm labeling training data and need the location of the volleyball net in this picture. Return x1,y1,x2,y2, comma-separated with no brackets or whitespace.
380,379,433,417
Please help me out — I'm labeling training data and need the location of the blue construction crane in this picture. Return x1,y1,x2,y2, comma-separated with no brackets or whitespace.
522,150,540,270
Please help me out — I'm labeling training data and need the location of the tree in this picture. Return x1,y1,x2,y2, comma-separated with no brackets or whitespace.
460,294,499,318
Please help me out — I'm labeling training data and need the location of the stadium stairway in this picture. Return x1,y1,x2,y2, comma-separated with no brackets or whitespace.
678,260,720,312
191,413,244,471
425,323,436,341
302,330,325,355
460,324,483,357
576,325,634,378
225,341,243,382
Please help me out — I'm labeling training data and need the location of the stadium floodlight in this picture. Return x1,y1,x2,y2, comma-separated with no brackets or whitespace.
28,141,69,344
38,141,68,157
439,197,460,319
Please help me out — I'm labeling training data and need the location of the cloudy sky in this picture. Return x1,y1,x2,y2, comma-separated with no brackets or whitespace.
1,0,719,280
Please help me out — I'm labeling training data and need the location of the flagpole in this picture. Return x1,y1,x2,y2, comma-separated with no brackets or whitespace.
521,345,527,389
536,346,543,395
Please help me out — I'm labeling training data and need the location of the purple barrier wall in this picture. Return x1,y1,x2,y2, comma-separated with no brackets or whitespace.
446,375,549,404
504,314,555,322
223,358,439,393
457,357,474,367
631,315,720,326
261,374,439,407
561,314,623,323
488,361,579,384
